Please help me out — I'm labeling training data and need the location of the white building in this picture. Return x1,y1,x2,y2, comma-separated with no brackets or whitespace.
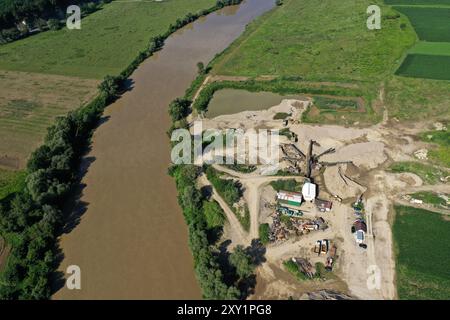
302,182,316,202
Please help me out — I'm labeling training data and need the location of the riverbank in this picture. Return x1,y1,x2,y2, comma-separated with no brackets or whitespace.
0,0,273,299
53,0,275,299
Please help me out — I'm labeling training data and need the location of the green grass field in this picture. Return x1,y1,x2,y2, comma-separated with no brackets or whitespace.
395,54,450,80
389,161,449,184
393,7,450,42
408,191,449,208
393,205,450,299
419,129,450,167
0,0,215,79
408,41,450,55
385,76,450,121
385,0,450,5
212,0,415,82
0,169,26,201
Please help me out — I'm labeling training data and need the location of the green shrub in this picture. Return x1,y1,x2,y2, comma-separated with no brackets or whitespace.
203,200,225,229
259,223,270,245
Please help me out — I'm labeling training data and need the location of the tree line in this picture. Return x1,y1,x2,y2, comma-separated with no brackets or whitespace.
0,0,244,299
0,0,111,44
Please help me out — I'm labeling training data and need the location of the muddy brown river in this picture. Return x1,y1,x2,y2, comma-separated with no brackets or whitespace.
54,0,275,299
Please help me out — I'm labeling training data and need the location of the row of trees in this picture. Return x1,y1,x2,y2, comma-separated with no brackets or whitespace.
169,164,241,299
169,164,256,299
0,85,110,298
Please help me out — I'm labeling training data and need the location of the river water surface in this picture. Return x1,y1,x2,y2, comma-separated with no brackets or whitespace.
54,0,275,299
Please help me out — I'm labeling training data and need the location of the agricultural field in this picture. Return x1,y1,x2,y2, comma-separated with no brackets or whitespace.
0,70,99,167
392,6,450,42
408,42,450,56
391,3,450,81
395,54,450,80
0,0,216,79
393,205,450,299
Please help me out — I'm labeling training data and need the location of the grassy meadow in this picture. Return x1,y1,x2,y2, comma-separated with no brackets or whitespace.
0,0,215,79
389,161,449,184
419,129,450,167
385,76,450,121
393,205,450,299
0,169,26,201
212,0,415,82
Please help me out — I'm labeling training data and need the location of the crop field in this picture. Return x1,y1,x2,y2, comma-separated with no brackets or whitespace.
0,70,99,167
393,7,450,42
408,41,450,56
0,0,215,79
393,205,450,299
395,54,450,80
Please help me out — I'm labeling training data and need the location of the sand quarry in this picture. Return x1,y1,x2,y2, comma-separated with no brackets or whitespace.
194,98,450,300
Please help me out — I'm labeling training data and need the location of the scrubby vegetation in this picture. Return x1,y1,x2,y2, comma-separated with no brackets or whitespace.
393,205,450,299
203,200,226,229
223,164,257,174
205,166,250,231
408,192,449,208
259,223,270,245
273,112,290,120
283,260,309,281
270,179,301,192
